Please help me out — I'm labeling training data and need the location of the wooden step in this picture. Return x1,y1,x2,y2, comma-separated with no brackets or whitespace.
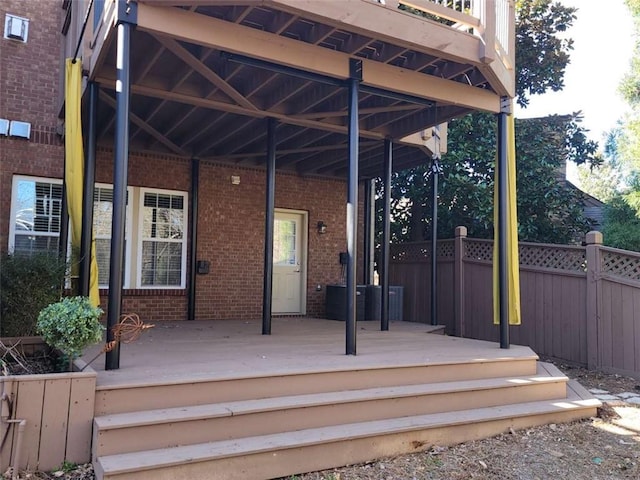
94,355,538,415
92,363,566,457
94,379,599,480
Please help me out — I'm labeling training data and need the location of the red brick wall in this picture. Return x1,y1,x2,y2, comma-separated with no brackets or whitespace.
0,0,65,252
93,153,352,321
0,1,370,323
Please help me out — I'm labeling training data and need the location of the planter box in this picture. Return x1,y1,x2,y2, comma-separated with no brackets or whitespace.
0,338,96,472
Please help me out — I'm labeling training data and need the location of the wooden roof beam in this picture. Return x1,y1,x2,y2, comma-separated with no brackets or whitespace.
152,34,258,111
99,91,189,156
136,3,501,113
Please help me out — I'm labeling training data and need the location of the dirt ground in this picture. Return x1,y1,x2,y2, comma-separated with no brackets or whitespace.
8,361,640,480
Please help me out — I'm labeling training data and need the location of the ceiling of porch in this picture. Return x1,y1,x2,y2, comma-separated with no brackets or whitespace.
90,2,499,179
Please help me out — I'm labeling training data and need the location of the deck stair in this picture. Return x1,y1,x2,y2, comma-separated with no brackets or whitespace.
92,356,599,480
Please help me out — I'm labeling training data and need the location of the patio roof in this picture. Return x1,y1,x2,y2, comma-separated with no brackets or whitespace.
84,0,513,178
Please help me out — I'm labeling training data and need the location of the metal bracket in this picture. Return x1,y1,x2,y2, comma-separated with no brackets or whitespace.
117,0,138,26
500,96,512,115
430,158,443,174
349,58,363,81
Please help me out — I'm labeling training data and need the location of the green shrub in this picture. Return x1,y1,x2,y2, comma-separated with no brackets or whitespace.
37,296,104,371
1,253,67,337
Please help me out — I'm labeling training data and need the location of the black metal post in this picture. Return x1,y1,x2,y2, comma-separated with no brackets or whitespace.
187,158,199,321
262,118,277,335
80,82,98,298
346,60,361,355
106,9,135,370
430,157,440,326
497,111,510,349
59,178,69,264
381,139,392,331
363,179,374,285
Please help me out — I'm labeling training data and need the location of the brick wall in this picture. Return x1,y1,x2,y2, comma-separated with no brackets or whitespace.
0,0,65,251
94,152,352,321
0,1,369,323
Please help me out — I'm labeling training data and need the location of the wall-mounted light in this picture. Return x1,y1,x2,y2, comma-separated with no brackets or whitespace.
317,221,327,234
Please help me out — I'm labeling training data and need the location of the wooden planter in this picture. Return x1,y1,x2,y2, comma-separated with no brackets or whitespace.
0,337,96,472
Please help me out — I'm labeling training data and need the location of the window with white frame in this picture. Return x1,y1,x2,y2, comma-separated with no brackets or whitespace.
9,176,187,289
9,176,63,256
138,189,187,288
93,185,132,288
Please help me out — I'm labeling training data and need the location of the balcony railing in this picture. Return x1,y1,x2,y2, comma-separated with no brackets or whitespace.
394,0,514,69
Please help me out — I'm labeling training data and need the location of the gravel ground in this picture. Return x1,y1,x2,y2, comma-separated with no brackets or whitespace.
7,361,640,480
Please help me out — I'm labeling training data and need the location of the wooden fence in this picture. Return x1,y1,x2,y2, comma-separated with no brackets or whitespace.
390,228,640,378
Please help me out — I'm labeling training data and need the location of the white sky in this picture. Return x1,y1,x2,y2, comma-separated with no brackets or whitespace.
514,0,635,149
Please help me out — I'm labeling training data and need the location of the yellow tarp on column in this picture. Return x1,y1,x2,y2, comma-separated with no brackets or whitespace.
493,112,521,325
65,58,100,307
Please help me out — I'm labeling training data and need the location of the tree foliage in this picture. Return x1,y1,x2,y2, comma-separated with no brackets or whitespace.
382,114,598,244
586,0,640,251
515,0,576,107
377,0,591,246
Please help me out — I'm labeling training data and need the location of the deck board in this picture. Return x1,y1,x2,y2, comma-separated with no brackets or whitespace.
82,318,536,388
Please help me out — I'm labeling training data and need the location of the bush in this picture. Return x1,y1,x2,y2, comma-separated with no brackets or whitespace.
1,253,67,337
37,296,104,371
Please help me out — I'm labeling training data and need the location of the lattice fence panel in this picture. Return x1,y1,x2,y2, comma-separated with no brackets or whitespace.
464,240,493,262
390,240,455,262
602,249,640,281
437,240,455,259
519,244,586,272
390,243,430,262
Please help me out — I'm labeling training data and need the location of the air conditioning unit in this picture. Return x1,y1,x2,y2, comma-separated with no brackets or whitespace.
4,14,29,43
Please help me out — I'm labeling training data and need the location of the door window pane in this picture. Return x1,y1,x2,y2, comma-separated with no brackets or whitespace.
274,219,296,265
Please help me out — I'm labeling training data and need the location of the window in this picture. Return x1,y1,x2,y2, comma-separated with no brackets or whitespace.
9,176,187,289
9,176,63,256
93,185,131,288
138,189,187,288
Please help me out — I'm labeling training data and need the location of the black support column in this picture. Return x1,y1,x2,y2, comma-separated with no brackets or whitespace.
430,126,442,326
346,59,361,355
106,0,137,370
497,106,510,349
262,118,277,335
380,139,392,331
79,82,98,298
363,179,375,285
188,158,199,321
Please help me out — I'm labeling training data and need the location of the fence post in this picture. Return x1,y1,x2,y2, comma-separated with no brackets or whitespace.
585,231,603,370
454,226,467,337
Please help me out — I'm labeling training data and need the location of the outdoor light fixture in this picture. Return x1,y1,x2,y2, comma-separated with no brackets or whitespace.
317,221,327,234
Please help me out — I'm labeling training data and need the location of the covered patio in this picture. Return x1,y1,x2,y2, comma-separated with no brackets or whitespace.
60,0,519,371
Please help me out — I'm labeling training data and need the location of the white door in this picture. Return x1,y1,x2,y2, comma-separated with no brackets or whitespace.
272,211,306,314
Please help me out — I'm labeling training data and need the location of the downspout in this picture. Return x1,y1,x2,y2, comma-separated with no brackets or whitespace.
1,390,26,480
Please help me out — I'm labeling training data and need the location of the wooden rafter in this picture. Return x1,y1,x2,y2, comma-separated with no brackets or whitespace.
99,91,189,156
152,34,258,111
136,3,501,112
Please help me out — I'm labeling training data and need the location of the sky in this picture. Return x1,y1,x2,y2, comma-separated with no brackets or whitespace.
514,0,635,150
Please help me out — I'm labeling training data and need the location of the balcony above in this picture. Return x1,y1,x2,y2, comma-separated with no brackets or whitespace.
64,0,515,177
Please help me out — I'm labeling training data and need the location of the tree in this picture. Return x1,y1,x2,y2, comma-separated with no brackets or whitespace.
515,0,577,107
585,0,640,251
383,114,598,244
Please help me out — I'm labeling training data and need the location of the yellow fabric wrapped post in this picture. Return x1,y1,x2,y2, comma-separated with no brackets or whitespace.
493,112,521,325
65,58,100,307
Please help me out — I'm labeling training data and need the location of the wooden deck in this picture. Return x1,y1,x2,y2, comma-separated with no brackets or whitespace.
77,319,602,479
82,317,535,387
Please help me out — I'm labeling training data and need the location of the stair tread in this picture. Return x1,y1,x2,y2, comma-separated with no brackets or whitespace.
94,362,567,430
96,384,599,475
94,353,539,391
